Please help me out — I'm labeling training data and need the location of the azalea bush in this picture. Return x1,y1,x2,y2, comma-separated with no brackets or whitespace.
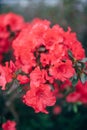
0,12,87,130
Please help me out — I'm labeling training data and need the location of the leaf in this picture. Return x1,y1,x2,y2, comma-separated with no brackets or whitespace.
79,58,87,63
68,50,74,59
76,102,82,106
73,104,78,113
76,62,81,67
71,75,78,86
80,73,86,84
81,63,86,69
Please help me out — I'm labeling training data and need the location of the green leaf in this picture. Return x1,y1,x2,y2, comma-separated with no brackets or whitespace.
76,102,82,106
76,62,81,67
80,73,86,84
73,104,78,113
79,58,87,63
71,75,78,86
68,50,74,59
81,63,86,69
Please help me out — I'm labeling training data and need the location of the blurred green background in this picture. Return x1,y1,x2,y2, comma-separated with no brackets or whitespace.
0,0,87,130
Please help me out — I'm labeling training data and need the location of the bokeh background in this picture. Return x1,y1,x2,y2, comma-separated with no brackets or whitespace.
0,0,87,130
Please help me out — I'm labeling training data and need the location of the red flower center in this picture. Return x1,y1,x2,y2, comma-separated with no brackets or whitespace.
36,89,44,98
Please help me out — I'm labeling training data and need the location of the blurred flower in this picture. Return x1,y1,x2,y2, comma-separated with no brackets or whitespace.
2,120,16,130
53,105,62,115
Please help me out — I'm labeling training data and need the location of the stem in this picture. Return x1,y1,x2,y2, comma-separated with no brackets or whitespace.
6,80,19,95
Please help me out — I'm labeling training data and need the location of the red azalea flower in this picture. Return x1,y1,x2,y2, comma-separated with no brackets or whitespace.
0,38,10,54
3,12,24,31
53,82,63,98
76,81,87,104
0,13,25,63
17,74,29,84
30,67,46,87
43,27,63,51
30,67,54,88
29,18,50,39
0,65,7,90
60,79,72,91
70,42,85,60
66,92,81,103
63,28,85,60
3,61,16,83
49,60,75,81
66,81,87,104
0,61,17,90
53,105,62,115
2,120,16,130
23,84,56,113
40,53,51,67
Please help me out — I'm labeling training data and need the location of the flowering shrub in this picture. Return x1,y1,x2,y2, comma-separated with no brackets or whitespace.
0,12,87,130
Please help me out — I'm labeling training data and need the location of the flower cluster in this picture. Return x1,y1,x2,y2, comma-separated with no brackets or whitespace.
0,13,24,62
0,12,87,130
66,81,87,104
12,18,86,113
